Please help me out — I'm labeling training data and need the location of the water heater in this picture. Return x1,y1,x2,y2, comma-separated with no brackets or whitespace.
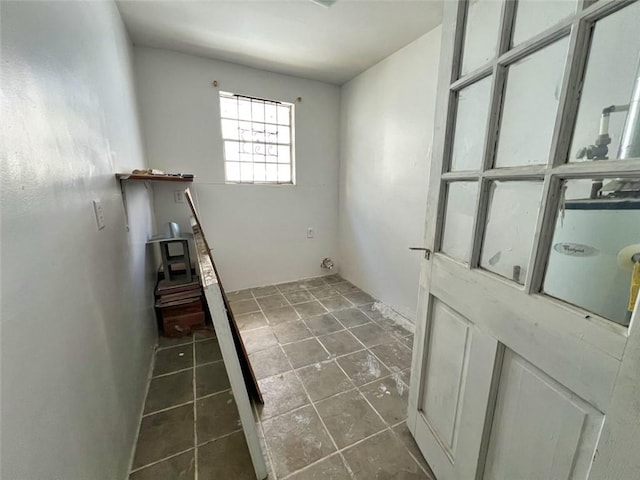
544,197,640,326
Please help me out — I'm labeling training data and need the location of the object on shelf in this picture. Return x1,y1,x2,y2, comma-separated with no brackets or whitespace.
115,171,194,182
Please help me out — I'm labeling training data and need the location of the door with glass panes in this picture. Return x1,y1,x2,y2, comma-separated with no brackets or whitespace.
407,1,640,479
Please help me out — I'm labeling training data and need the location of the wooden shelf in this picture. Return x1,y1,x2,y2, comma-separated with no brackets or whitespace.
116,173,194,232
116,173,194,182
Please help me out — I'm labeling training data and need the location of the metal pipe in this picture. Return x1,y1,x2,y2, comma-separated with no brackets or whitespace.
618,56,640,160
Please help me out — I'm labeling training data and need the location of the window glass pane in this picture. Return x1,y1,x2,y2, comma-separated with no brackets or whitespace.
221,119,239,140
451,76,492,171
220,97,237,118
238,121,251,142
250,124,264,144
278,125,290,144
277,105,290,126
266,164,278,182
461,0,502,76
495,37,569,167
226,162,240,182
224,141,239,161
254,162,266,182
512,0,577,46
543,178,640,326
441,182,479,262
238,99,252,121
240,163,253,182
481,181,543,284
277,164,291,183
251,100,265,123
570,2,640,163
266,123,278,143
277,145,290,163
265,104,277,123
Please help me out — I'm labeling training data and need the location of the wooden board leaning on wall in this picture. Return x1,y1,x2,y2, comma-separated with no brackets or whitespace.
185,188,263,403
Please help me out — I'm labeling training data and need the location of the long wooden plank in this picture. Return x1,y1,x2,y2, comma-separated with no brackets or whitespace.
184,188,263,403
190,218,267,480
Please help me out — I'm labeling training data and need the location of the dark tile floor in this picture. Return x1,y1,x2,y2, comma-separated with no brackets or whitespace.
130,275,434,479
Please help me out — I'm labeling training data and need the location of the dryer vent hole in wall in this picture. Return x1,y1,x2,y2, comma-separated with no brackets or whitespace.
320,257,334,270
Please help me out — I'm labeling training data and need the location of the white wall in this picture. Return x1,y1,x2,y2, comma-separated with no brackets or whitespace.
339,28,442,322
1,2,156,478
134,48,341,291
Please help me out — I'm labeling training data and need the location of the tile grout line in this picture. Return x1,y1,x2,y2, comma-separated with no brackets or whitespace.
246,320,410,393
250,285,296,479
129,446,196,474
280,279,423,478
255,364,408,425
314,290,428,478
196,427,244,448
235,277,424,479
254,401,278,480
277,281,358,480
142,400,195,418
150,365,194,379
192,335,199,480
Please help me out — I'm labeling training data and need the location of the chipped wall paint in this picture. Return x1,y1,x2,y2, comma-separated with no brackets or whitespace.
1,2,156,478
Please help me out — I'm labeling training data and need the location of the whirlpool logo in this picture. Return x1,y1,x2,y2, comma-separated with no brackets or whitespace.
553,242,599,257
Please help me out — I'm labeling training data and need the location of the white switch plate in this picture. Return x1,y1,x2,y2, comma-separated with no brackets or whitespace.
174,190,185,203
307,227,314,238
93,199,105,230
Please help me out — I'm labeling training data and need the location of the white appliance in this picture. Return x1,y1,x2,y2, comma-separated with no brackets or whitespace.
544,197,640,326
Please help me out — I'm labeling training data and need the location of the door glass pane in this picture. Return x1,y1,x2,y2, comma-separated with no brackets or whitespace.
494,37,570,168
543,178,640,326
512,0,577,46
480,181,543,284
570,2,640,163
441,182,479,263
461,0,502,76
451,76,493,171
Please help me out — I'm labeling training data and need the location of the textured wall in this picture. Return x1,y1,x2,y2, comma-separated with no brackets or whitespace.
1,2,156,478
339,28,442,322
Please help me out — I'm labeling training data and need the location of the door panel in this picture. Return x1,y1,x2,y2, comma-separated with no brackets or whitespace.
421,300,470,453
413,296,499,480
484,350,604,480
430,255,620,412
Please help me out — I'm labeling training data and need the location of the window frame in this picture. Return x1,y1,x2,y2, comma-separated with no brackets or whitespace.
219,91,295,185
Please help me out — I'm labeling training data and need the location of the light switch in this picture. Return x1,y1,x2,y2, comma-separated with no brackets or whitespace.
174,190,185,203
93,199,105,230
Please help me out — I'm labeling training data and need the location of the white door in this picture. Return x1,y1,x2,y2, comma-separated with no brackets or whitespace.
408,1,640,479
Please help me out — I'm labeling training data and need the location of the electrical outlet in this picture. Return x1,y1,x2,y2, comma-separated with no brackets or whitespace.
174,190,184,204
93,199,105,230
307,227,314,239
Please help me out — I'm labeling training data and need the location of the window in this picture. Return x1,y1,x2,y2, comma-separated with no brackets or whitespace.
219,91,294,184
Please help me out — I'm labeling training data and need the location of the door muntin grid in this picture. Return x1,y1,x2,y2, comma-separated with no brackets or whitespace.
435,0,640,328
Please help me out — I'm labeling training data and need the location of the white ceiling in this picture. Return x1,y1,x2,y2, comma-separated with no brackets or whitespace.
116,0,443,85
